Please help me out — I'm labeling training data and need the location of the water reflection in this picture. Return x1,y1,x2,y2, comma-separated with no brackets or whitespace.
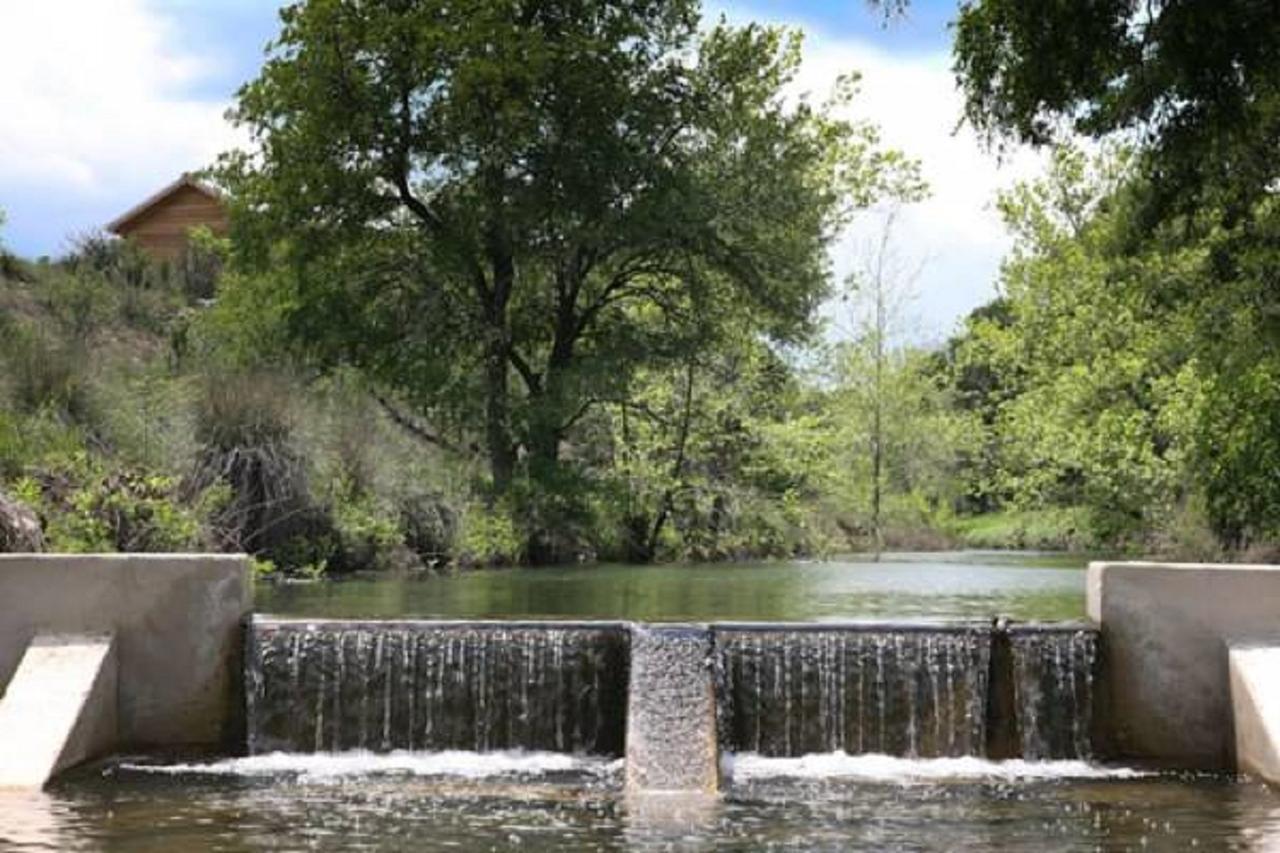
256,551,1090,623
0,791,71,851
622,791,722,847
25,758,1280,851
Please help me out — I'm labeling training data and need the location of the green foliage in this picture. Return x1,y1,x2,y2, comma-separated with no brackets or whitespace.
457,503,524,567
62,233,191,332
0,206,26,281
953,0,1280,221
179,226,229,302
588,335,836,562
828,341,974,547
1,322,95,425
217,0,920,557
19,454,203,553
943,143,1280,553
949,507,1099,552
0,409,85,482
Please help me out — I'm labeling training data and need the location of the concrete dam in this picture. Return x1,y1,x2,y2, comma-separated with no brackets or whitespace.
2,556,1280,793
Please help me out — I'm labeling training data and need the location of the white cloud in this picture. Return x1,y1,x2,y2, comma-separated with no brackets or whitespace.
712,4,1047,340
0,0,243,206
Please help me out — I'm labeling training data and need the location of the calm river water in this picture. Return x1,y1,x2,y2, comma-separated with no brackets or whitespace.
255,550,1090,622
5,551,1278,851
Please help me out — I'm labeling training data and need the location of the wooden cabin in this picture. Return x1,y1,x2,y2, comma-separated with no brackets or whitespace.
105,175,229,262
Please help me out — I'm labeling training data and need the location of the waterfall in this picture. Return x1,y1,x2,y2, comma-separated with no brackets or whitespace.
245,618,1101,764
715,625,992,758
246,619,629,756
1008,626,1099,760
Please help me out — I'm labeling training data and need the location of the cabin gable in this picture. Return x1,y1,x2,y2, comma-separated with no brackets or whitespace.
107,178,229,262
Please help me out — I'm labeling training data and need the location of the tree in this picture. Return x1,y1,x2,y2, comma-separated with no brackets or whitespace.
829,211,969,551
218,0,918,557
950,0,1280,223
842,211,920,551
594,333,830,562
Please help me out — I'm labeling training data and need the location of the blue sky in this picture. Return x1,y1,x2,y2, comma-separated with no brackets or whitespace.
0,0,1035,339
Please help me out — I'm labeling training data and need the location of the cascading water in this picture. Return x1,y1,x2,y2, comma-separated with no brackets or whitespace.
715,625,993,758
244,618,1101,765
246,619,629,756
1008,625,1099,760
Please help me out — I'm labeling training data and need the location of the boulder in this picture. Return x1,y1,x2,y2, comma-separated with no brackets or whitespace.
0,491,44,552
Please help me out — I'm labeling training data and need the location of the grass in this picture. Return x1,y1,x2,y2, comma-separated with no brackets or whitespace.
948,507,1099,552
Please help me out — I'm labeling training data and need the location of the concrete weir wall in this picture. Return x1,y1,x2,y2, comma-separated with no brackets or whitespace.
0,555,252,766
1088,561,1280,773
625,625,720,795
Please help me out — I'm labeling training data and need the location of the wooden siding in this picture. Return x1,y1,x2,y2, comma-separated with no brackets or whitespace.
113,184,229,262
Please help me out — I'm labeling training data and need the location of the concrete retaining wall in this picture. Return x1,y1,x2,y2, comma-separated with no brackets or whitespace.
1088,561,1280,769
0,555,251,753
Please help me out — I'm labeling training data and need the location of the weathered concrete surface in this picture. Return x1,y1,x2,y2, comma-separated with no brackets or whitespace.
0,555,251,753
1088,561,1280,769
0,634,116,789
625,625,720,795
1228,644,1280,784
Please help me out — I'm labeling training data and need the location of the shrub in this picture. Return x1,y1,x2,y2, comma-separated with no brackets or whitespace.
399,492,458,567
62,232,186,332
178,227,228,302
331,487,403,572
457,502,523,566
1,324,95,424
18,455,203,553
0,409,85,481
187,372,337,573
40,268,113,344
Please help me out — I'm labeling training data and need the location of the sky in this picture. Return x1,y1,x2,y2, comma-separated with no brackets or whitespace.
0,0,1042,341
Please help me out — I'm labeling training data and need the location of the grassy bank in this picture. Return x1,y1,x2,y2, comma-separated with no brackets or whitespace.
948,508,1101,552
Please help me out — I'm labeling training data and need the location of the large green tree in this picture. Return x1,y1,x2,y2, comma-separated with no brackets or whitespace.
219,0,915,555
949,0,1280,222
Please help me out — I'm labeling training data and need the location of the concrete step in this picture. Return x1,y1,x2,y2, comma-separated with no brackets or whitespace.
0,634,117,789
1229,643,1280,785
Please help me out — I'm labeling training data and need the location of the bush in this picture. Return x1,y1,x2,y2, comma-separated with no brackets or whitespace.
18,455,203,553
457,502,523,566
188,372,340,573
0,409,85,481
330,489,404,572
399,492,458,567
1,324,95,425
62,232,186,332
40,268,113,344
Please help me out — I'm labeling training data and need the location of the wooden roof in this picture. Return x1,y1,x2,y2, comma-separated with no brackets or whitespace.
105,174,225,235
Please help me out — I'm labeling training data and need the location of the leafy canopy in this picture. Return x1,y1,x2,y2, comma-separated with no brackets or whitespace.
951,0,1280,220
218,0,921,510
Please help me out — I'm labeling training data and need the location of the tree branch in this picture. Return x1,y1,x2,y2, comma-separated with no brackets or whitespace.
374,393,473,456
508,346,542,395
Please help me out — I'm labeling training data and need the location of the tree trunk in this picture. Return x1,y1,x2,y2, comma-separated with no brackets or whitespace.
484,206,517,496
485,336,515,494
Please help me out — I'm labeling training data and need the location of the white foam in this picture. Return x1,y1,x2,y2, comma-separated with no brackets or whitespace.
726,752,1150,783
118,750,619,782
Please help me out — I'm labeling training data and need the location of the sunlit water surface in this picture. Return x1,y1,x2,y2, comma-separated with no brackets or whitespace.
6,753,1279,851
255,551,1091,622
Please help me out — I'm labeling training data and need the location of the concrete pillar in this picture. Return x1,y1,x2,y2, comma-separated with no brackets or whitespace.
1228,644,1280,784
625,625,720,795
0,634,117,789
1088,561,1280,768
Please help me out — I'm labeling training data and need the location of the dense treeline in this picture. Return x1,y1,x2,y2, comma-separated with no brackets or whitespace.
0,224,971,572
1,0,1276,571
937,147,1280,557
